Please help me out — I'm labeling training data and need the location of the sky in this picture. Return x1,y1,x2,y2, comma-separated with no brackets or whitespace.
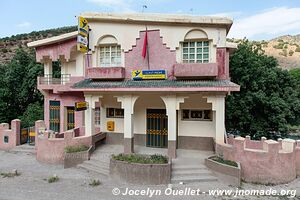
1,0,300,40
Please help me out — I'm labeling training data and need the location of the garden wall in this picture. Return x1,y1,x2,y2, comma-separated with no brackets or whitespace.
217,135,300,184
0,119,21,150
36,121,92,165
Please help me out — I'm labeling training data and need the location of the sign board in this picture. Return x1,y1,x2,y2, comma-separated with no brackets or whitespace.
77,16,89,53
75,101,88,111
132,70,167,80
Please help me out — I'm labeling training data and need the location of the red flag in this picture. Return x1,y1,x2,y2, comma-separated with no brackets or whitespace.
142,29,148,59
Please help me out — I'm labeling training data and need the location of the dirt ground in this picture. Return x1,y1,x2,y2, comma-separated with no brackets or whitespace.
0,150,299,200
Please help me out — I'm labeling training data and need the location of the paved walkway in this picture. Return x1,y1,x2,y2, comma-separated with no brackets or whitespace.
0,146,299,200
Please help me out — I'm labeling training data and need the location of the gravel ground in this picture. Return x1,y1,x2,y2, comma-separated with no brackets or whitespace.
0,150,299,200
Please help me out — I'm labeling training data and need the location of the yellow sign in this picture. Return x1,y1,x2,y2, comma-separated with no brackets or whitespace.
75,101,88,111
78,16,89,53
132,70,167,80
78,16,89,37
29,132,36,137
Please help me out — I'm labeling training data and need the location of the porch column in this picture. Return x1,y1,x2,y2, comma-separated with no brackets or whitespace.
161,95,186,159
206,95,226,144
116,95,139,154
43,58,52,84
84,94,102,136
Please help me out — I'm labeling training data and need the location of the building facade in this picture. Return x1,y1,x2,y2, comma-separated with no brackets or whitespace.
28,13,240,158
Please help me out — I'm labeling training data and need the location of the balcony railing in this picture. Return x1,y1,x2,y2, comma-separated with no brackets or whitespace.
39,74,71,85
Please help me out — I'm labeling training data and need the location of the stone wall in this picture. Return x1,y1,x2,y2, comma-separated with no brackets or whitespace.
217,135,300,184
0,119,21,150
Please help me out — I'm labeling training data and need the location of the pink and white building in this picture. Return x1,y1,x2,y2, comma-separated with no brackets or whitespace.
28,12,240,158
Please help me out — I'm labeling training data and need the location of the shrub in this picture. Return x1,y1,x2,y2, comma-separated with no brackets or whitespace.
1,48,8,53
273,42,284,49
112,153,168,164
65,145,89,153
89,179,101,187
295,47,300,52
210,156,238,167
47,175,59,183
289,50,294,56
0,170,20,178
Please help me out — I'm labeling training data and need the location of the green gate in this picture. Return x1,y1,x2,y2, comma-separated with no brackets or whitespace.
146,109,168,148
49,100,60,132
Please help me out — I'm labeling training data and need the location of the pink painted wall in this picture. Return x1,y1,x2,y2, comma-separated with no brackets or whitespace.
216,48,229,80
125,30,176,79
217,136,300,184
0,120,21,150
174,63,218,77
86,67,125,79
36,126,92,165
44,92,85,132
36,38,77,62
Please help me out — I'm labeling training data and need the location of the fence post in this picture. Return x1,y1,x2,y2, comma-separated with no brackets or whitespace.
11,119,21,146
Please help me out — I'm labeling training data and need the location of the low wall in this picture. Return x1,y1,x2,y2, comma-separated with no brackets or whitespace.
110,158,171,185
64,146,93,168
205,156,241,186
0,119,21,150
217,135,300,184
36,122,92,165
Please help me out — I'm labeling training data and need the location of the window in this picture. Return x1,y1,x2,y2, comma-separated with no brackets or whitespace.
106,108,124,118
95,107,101,125
182,41,209,63
181,109,212,121
4,136,9,143
99,45,121,67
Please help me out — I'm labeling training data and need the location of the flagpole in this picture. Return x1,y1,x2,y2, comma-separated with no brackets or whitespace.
146,26,150,70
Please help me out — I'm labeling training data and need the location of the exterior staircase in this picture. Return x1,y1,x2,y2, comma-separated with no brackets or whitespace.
9,144,35,155
78,157,110,177
171,151,218,184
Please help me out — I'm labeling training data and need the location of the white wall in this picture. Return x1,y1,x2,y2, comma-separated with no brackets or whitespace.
61,50,85,77
99,93,215,138
88,21,227,67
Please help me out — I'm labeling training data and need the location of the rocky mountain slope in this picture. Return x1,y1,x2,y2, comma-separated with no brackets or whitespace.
0,27,299,69
0,26,76,65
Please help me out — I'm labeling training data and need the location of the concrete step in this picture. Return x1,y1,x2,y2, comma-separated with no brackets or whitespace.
172,168,213,176
9,145,35,154
171,175,218,184
78,162,109,176
172,165,207,170
84,160,109,170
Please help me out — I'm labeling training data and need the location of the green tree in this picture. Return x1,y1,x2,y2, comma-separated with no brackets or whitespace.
0,49,44,126
226,40,300,139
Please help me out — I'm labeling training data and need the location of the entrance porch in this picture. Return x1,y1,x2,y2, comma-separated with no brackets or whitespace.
84,92,226,158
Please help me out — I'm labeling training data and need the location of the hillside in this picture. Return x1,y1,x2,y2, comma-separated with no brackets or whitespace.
228,34,300,70
0,27,299,69
0,26,76,65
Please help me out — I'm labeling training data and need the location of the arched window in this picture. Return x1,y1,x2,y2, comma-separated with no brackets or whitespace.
97,35,121,67
182,29,210,63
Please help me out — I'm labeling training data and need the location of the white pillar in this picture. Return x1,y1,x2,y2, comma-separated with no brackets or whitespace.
116,95,139,153
43,59,52,84
206,96,226,144
84,94,102,136
161,95,186,158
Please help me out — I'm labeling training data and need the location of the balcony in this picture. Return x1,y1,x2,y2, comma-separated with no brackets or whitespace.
37,74,84,93
39,74,71,85
174,63,218,78
86,67,125,80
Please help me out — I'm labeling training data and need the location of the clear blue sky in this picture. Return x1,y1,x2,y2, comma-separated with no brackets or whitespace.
1,0,300,40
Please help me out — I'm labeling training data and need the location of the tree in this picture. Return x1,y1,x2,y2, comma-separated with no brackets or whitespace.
226,40,300,139
0,49,44,127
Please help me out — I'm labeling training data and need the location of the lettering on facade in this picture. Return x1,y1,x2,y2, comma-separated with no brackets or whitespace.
132,70,167,80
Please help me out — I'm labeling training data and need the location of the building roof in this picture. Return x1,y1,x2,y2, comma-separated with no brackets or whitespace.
27,31,77,48
81,12,233,32
71,79,240,92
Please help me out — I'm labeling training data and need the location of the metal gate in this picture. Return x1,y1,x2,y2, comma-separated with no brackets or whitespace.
20,126,35,145
146,109,168,148
49,100,60,132
67,107,75,130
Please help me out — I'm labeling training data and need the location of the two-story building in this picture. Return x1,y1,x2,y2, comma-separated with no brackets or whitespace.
28,12,239,158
